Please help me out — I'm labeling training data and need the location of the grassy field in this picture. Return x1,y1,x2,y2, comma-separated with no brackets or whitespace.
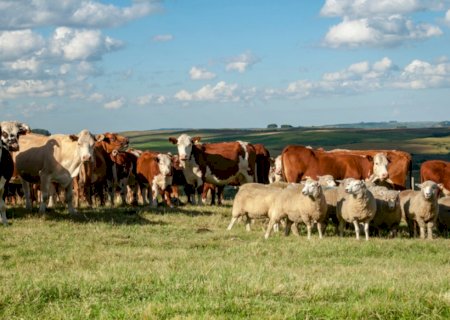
1,203,450,319
2,127,449,319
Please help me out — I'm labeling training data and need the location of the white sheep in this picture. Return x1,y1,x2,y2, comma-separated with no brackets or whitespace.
399,180,441,239
337,179,377,240
227,183,281,231
265,179,328,240
437,196,450,237
369,186,401,237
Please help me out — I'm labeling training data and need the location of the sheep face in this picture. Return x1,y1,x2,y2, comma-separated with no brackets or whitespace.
345,179,366,195
318,175,337,187
302,179,321,198
416,181,439,200
384,191,400,210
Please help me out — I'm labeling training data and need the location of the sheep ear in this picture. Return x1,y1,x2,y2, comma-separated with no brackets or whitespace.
437,183,444,190
415,183,422,189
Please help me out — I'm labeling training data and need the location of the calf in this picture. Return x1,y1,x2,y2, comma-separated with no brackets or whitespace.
0,121,30,225
109,149,138,205
136,152,173,207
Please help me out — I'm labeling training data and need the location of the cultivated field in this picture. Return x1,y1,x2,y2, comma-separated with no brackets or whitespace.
1,127,450,319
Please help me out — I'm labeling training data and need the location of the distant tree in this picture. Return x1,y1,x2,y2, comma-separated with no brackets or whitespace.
267,123,278,129
32,128,51,136
280,124,293,129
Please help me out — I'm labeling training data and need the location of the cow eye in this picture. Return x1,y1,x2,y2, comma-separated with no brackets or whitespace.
2,132,8,138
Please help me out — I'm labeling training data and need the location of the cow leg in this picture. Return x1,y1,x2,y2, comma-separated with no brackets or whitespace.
0,177,8,226
38,175,51,214
151,183,158,207
63,180,77,215
22,179,32,211
217,186,225,205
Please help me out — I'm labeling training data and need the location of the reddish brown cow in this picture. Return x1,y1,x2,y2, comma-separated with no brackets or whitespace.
75,132,129,207
328,149,412,189
282,145,378,183
169,134,256,204
136,151,173,207
421,160,450,194
254,143,271,184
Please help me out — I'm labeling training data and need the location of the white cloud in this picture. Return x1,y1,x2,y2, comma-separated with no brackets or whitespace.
189,66,216,80
321,0,444,48
49,27,123,61
226,52,259,73
175,81,239,102
446,9,450,24
104,97,125,109
0,80,66,99
152,34,174,42
0,0,160,30
0,30,45,60
136,94,166,105
5,57,40,74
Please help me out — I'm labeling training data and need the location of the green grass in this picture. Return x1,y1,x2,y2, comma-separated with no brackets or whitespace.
1,204,449,319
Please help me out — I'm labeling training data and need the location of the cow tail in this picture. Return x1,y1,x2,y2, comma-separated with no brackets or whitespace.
409,154,413,190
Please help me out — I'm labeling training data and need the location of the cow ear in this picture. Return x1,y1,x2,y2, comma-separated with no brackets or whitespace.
192,136,201,143
69,134,79,142
18,123,31,135
95,134,105,142
366,155,373,161
168,137,178,144
111,149,119,157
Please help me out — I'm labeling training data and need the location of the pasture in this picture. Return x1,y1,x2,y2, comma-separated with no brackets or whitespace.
1,204,450,319
1,126,450,319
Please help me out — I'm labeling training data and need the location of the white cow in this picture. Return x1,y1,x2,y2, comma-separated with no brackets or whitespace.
14,130,100,214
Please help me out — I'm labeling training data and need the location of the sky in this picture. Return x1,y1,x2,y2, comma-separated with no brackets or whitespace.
1,0,450,134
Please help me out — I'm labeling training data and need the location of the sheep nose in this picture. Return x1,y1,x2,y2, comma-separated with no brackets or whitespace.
82,154,91,162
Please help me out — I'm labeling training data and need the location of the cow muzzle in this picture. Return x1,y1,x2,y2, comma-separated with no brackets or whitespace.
82,154,92,162
7,141,19,152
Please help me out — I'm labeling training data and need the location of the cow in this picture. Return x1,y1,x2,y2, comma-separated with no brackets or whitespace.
14,129,99,214
254,143,271,184
328,149,412,190
136,151,173,207
0,121,30,225
168,134,256,204
269,155,284,183
109,149,138,205
420,160,450,195
75,133,129,207
281,145,390,184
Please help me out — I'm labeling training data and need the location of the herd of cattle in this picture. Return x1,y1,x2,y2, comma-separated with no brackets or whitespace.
0,120,449,239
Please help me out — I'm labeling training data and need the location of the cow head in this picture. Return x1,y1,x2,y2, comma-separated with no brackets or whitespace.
168,134,201,162
157,153,173,177
301,179,322,198
372,153,389,181
96,132,129,153
0,121,30,151
415,180,440,200
69,129,97,163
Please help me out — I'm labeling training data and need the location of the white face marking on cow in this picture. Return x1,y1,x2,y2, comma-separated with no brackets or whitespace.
417,180,438,200
274,155,283,175
157,153,172,177
345,179,366,195
0,121,30,151
302,179,321,198
175,134,193,162
373,153,389,181
76,129,96,163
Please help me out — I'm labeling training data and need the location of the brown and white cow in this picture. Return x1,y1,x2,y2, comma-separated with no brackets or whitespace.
282,145,390,184
136,151,173,207
421,160,450,195
168,134,256,204
14,129,99,214
0,121,30,225
75,133,129,207
328,149,411,189
109,149,138,205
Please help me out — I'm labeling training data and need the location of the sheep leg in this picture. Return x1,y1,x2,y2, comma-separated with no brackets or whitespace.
227,217,238,230
265,219,277,239
338,220,345,237
317,222,323,239
427,222,434,240
284,219,292,236
306,223,312,240
245,215,251,232
273,222,279,233
353,220,360,240
417,220,426,239
364,222,370,241
291,222,300,237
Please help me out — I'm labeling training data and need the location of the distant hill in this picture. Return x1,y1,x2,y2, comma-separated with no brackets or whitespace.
317,120,450,129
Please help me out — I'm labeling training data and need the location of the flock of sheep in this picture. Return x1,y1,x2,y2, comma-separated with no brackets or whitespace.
228,176,449,240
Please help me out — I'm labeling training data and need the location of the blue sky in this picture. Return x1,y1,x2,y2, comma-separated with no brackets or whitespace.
1,0,450,133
